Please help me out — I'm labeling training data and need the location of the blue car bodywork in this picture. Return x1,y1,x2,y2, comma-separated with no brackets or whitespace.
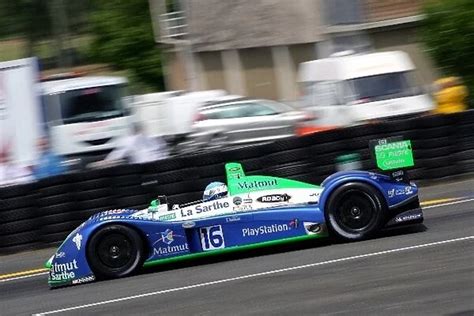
46,162,423,287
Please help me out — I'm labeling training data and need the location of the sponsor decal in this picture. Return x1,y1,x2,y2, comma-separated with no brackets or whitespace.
153,243,189,256
392,170,404,178
152,229,189,256
308,192,320,204
257,194,291,203
180,200,231,218
72,275,96,285
233,205,252,212
100,209,128,216
49,259,79,281
154,229,183,246
158,213,177,221
237,179,278,190
55,251,66,259
242,224,291,237
226,216,241,222
395,213,422,223
99,215,128,221
388,187,414,198
243,198,253,203
182,221,196,228
233,197,242,205
289,219,299,228
72,233,82,251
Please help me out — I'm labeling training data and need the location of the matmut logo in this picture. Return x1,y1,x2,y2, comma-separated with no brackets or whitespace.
237,179,278,190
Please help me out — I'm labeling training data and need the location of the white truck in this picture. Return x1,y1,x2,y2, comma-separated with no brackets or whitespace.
298,51,434,126
0,57,134,164
40,74,132,159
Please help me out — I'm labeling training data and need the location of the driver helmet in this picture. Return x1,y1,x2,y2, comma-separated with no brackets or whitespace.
203,182,228,201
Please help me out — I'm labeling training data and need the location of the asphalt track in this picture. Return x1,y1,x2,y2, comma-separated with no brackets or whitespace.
1,179,473,315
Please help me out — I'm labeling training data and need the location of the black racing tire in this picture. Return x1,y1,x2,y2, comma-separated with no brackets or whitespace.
87,225,145,279
263,148,311,165
1,207,36,223
0,218,38,235
40,184,70,197
0,230,40,247
38,193,71,207
75,188,112,201
325,182,386,241
2,195,37,210
115,195,149,209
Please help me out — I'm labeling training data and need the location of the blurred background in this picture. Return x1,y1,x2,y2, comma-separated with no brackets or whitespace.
1,0,474,253
0,0,473,176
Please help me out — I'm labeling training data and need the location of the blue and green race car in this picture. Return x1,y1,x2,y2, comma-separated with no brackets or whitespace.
46,139,423,287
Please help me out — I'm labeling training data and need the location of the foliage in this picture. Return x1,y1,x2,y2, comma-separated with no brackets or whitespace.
422,0,474,103
89,0,164,92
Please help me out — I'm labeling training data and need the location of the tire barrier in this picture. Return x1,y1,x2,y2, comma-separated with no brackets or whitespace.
1,111,474,254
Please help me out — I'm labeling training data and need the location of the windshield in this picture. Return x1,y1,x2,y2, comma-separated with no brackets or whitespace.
59,85,127,124
346,71,420,104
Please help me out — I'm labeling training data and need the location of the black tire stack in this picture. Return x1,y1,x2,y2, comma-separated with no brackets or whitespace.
0,183,40,254
1,111,473,254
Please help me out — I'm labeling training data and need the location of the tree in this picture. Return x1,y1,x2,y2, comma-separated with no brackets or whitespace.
422,0,474,104
0,0,51,56
89,0,164,92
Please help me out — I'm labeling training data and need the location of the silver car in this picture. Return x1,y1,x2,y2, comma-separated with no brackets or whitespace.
178,98,312,153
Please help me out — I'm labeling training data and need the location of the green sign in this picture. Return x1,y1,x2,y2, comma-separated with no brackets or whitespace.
374,140,414,171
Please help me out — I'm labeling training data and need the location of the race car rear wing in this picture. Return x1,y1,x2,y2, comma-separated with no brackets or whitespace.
369,137,415,183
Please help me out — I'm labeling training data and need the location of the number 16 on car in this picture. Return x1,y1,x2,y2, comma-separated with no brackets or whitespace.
200,225,226,251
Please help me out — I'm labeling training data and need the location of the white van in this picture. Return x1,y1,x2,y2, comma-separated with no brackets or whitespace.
131,89,228,137
298,51,434,126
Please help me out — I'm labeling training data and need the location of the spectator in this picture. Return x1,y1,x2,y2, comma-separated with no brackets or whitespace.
0,143,34,187
32,136,66,180
433,76,468,114
103,123,169,164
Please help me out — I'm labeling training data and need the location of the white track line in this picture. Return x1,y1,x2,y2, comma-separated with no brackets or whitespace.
1,196,473,285
34,235,474,315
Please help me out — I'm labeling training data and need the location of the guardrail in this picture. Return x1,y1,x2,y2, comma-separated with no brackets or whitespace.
1,111,473,254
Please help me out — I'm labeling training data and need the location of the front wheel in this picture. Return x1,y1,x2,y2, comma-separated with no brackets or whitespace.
87,225,144,279
325,182,386,241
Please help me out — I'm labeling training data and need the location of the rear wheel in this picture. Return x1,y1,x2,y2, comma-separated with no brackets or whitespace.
326,182,386,241
87,225,144,279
